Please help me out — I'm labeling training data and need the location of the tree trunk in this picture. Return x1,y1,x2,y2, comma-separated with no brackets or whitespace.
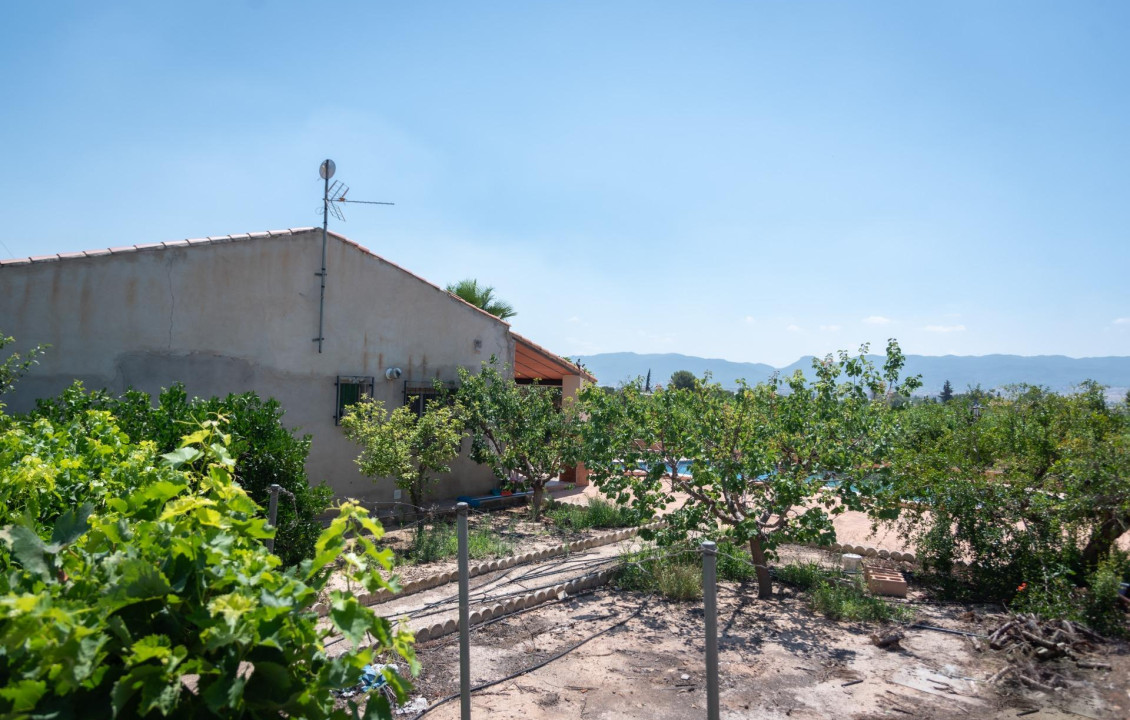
530,483,545,520
1082,513,1130,571
749,535,773,599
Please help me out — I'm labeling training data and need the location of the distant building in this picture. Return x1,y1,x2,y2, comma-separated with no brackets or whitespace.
0,228,594,501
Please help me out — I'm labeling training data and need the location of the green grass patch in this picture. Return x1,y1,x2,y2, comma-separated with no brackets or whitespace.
544,497,641,531
809,577,915,624
774,561,828,591
616,547,702,601
403,521,515,565
716,540,759,582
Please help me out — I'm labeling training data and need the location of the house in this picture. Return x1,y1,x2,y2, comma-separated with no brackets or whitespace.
0,227,594,501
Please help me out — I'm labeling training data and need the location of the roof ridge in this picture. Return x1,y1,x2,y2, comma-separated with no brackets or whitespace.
0,228,319,266
0,226,512,330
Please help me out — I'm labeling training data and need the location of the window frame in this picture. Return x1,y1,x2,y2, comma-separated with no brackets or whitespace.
335,375,375,425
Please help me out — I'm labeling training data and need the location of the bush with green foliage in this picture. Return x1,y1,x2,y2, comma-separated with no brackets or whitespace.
543,498,641,531
0,411,415,719
341,398,463,509
403,521,515,566
773,561,828,591
0,333,44,408
615,541,758,601
33,382,332,567
890,382,1130,631
809,578,914,624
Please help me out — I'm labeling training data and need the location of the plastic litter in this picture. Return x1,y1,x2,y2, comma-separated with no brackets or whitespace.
332,663,396,699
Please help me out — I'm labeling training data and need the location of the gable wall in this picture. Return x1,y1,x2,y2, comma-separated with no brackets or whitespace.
0,230,513,501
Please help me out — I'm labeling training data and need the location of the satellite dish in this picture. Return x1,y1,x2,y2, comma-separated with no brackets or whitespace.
319,159,336,180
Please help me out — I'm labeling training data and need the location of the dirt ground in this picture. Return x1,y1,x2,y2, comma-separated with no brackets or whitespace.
408,584,1129,720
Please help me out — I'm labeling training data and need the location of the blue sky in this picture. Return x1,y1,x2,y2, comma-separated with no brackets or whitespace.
2,1,1127,366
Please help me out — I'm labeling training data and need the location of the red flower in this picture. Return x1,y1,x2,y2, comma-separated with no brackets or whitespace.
1017,582,1028,592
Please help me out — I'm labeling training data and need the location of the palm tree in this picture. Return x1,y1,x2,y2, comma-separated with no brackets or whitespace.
445,279,516,320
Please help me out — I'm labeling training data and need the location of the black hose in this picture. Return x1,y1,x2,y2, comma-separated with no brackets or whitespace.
411,602,647,718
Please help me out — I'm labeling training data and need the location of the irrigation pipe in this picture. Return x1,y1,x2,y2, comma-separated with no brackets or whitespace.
411,602,648,719
908,623,988,639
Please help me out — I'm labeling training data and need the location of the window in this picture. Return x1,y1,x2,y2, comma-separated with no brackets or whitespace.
335,376,374,425
403,380,457,417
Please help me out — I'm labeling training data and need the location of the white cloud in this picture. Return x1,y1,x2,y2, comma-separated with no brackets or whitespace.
786,324,802,333
923,324,967,333
819,324,841,332
863,315,892,325
744,315,755,325
1114,318,1130,325
566,315,581,324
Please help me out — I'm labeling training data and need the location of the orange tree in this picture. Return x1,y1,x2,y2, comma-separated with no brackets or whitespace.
579,341,919,598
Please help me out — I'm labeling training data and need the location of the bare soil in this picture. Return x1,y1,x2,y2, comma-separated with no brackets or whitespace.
409,585,1129,720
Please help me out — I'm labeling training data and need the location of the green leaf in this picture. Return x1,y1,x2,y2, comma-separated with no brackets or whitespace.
102,558,172,613
160,446,203,468
0,679,47,712
50,502,93,548
329,593,377,647
202,672,246,714
112,664,173,717
363,692,393,720
0,524,50,579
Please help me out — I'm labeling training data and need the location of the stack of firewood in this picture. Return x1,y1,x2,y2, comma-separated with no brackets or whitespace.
980,614,1110,692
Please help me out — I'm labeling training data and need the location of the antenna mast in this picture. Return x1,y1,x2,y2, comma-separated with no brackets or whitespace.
313,159,394,353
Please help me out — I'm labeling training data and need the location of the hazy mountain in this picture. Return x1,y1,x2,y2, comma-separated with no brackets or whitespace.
576,352,1130,397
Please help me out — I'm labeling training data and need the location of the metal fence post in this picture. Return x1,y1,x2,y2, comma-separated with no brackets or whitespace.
457,502,472,720
702,540,720,720
266,484,281,553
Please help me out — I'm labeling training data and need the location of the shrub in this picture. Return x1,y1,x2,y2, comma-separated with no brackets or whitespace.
1084,554,1129,637
809,578,913,624
543,498,641,531
715,540,759,583
774,562,829,591
341,398,463,510
33,382,332,567
0,413,415,719
616,548,702,601
403,521,515,566
890,383,1130,625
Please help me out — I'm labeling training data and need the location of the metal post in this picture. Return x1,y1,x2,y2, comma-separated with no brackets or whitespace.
266,484,281,553
315,169,328,353
457,502,472,720
702,540,720,720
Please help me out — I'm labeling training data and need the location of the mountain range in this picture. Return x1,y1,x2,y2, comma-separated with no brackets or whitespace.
574,352,1130,397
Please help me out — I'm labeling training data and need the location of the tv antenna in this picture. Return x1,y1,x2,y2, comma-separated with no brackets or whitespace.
313,159,395,353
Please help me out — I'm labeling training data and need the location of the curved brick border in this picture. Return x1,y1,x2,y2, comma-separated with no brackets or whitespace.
409,567,619,643
800,541,919,564
311,522,660,617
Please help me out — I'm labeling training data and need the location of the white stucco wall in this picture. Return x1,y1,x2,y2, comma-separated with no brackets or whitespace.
0,229,514,501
